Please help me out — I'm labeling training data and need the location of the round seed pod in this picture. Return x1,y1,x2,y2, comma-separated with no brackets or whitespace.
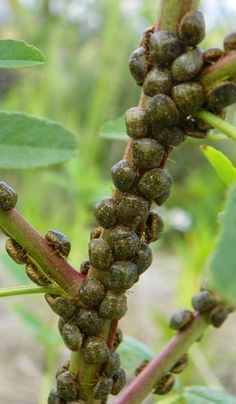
133,138,164,171
90,227,102,240
117,195,149,229
129,47,148,86
76,308,104,336
111,368,126,396
152,125,186,147
191,290,219,312
58,317,66,336
179,11,205,46
93,197,117,229
143,66,172,96
83,337,110,364
172,48,203,82
153,373,175,395
169,309,193,330
93,376,113,399
209,306,229,328
111,160,136,192
145,94,180,127
56,371,77,401
48,387,65,404
62,323,83,351
145,211,164,243
224,31,236,51
45,295,77,320
182,117,208,139
0,181,17,210
125,107,149,139
155,189,171,206
172,82,205,115
113,328,123,351
80,259,90,275
103,352,121,377
79,278,106,308
25,261,51,286
5,238,27,264
203,48,225,65
170,353,188,374
109,261,138,292
135,359,150,376
99,291,127,320
88,238,112,271
107,226,141,260
206,81,236,109
45,230,71,258
138,168,173,201
150,31,182,67
136,243,153,275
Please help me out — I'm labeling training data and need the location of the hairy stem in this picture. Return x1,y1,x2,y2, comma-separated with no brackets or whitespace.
195,109,236,141
0,284,62,298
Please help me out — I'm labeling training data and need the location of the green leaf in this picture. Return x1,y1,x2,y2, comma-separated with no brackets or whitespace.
0,112,78,169
99,115,128,141
117,335,155,373
184,386,236,404
201,145,236,186
209,183,236,304
0,39,44,68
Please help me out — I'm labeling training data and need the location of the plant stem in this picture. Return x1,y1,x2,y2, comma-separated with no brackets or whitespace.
195,110,236,141
116,313,208,404
0,208,84,296
0,284,61,298
200,51,236,89
157,0,199,32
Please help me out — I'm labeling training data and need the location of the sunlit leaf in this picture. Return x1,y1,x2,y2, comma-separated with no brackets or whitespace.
0,39,44,68
117,335,155,372
201,145,236,186
99,115,128,141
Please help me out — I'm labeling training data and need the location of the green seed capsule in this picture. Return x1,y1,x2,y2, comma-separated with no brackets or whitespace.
45,295,77,320
125,107,149,139
155,190,171,206
103,352,121,377
76,308,104,336
145,94,180,127
172,48,203,82
138,168,173,201
136,243,153,275
143,67,172,96
93,376,113,399
145,211,164,243
133,138,164,171
111,368,126,396
109,261,138,292
192,291,219,312
129,47,148,86
58,317,66,336
153,373,175,395
113,328,123,351
62,323,83,351
206,81,236,109
209,306,229,328
25,261,51,286
179,11,205,46
111,160,136,192
117,195,149,229
56,371,77,401
107,226,141,260
150,31,182,67
88,238,112,271
99,291,127,320
48,387,65,404
224,31,236,51
169,309,193,330
0,181,17,210
45,230,71,258
170,353,188,374
80,278,106,308
80,259,90,275
203,48,225,65
83,337,110,364
172,82,205,115
90,227,103,240
5,238,28,264
152,125,186,147
93,197,117,229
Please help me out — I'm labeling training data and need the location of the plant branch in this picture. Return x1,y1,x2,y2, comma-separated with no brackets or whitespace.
200,51,236,89
195,110,236,141
156,0,199,32
0,284,62,298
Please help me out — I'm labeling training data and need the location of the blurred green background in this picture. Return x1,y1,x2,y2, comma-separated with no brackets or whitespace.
0,1,236,403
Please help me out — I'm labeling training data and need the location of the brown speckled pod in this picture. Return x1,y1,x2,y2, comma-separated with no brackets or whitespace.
113,328,123,351
93,376,113,399
99,291,127,319
145,211,164,243
150,31,182,67
90,227,102,240
191,291,219,312
109,261,138,292
138,168,173,201
45,295,77,321
135,359,150,376
206,81,236,109
61,323,83,351
133,138,164,171
117,195,149,229
203,48,225,65
93,197,117,228
0,181,17,210
143,67,172,96
83,337,110,364
172,82,205,115
125,107,149,139
153,373,175,395
103,352,121,377
58,317,66,336
145,94,180,127
107,226,141,260
6,238,28,264
179,11,205,46
111,160,136,192
129,47,148,85
111,368,126,396
170,353,188,374
89,238,112,271
76,308,104,336
209,306,228,328
79,278,106,308
45,230,71,258
80,259,90,275
56,371,77,401
182,117,208,139
136,243,153,275
172,48,203,82
169,309,193,330
224,31,236,51
48,387,65,404
152,125,186,147
25,261,51,286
